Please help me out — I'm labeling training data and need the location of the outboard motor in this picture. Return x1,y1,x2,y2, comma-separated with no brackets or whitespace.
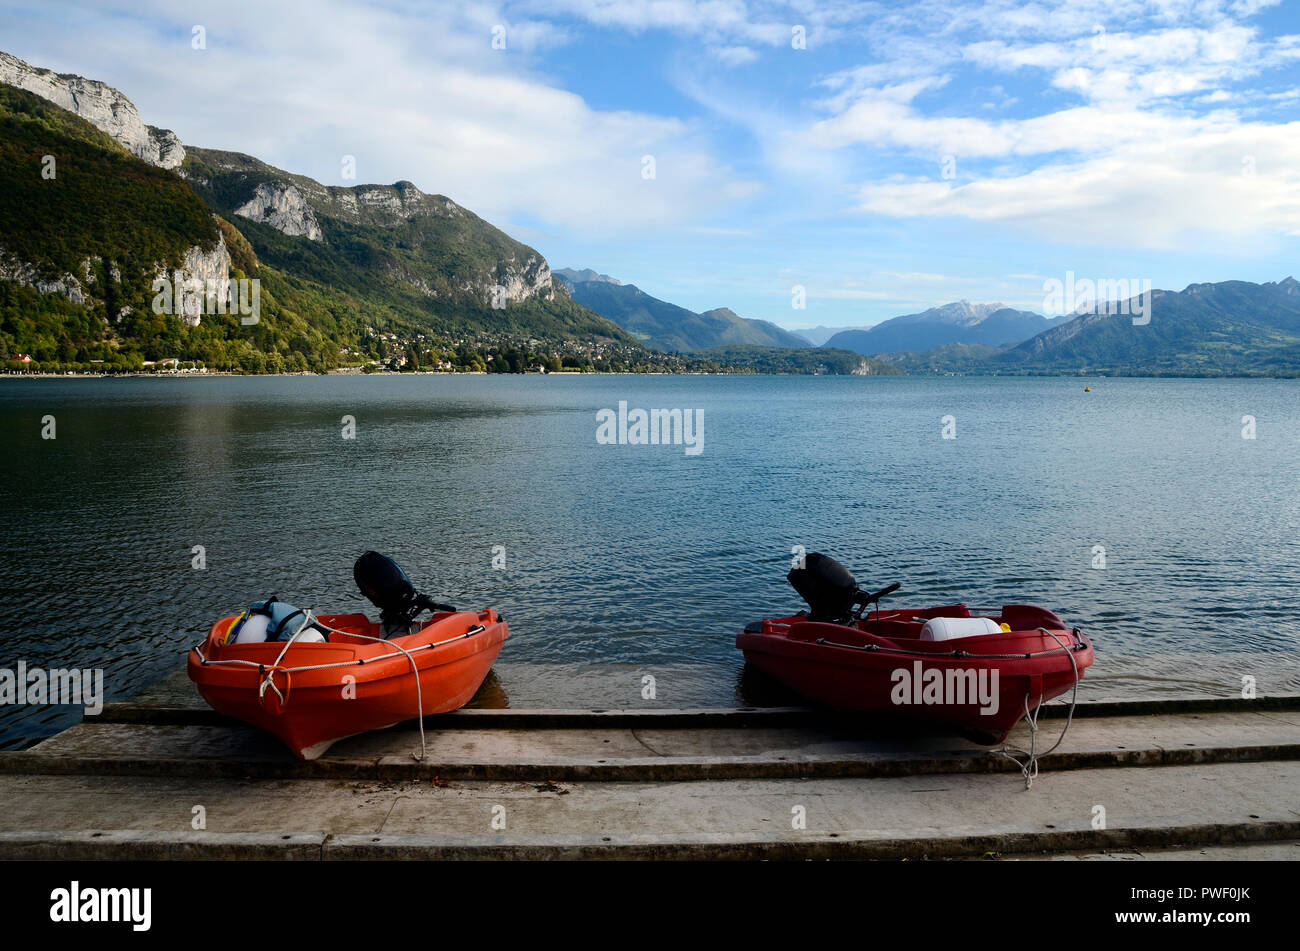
787,553,859,622
788,553,902,624
354,551,455,636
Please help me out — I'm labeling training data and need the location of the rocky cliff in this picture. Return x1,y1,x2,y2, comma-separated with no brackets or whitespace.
232,181,323,241
1,48,632,364
169,235,233,325
183,147,556,307
0,235,230,326
0,51,185,169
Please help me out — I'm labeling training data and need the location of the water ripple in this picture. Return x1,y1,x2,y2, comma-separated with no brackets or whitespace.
1,375,1298,747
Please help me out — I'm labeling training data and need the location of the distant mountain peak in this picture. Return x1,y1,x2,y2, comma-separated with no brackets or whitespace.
825,300,1054,356
558,271,807,351
896,300,1008,326
555,268,622,286
793,324,875,346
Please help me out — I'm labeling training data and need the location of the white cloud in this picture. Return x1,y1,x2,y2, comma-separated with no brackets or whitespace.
519,0,875,47
0,0,758,236
5,0,1297,260
878,271,959,283
789,0,1300,247
856,121,1300,246
712,44,759,66
809,82,1240,161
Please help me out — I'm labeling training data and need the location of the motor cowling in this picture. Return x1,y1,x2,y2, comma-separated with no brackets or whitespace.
788,552,860,622
354,550,422,623
353,551,458,637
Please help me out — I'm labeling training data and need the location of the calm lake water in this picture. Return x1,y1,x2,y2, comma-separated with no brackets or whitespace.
2,374,1298,748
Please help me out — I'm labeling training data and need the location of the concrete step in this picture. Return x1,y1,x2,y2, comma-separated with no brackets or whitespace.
1013,840,1300,860
101,670,1300,726
4,706,1299,782
0,761,1296,860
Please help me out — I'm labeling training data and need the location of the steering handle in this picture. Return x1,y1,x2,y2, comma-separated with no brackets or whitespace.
415,593,457,614
858,582,901,604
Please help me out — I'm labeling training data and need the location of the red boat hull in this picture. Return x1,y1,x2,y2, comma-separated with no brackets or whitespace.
188,609,507,759
736,603,1092,743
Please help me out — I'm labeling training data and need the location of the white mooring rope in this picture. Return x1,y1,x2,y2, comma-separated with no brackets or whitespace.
993,628,1081,789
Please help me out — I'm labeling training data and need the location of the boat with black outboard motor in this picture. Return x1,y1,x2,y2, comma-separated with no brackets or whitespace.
735,553,1093,743
188,552,508,760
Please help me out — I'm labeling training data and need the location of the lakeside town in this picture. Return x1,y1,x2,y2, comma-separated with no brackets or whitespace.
1,328,698,376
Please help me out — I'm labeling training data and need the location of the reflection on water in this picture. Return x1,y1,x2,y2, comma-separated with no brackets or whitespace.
2,374,1298,748
465,668,510,709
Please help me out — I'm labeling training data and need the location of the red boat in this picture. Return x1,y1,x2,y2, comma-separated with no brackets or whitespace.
189,608,507,759
187,552,508,759
736,554,1093,743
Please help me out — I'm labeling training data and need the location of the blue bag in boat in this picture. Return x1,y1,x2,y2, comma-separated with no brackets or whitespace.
225,597,328,644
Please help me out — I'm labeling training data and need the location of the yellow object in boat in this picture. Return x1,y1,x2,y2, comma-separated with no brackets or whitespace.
219,611,247,646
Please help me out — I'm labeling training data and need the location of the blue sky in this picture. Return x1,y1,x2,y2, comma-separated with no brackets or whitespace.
4,0,1300,329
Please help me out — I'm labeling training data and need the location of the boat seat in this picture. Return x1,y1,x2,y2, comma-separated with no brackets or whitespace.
1001,604,1068,631
860,619,925,639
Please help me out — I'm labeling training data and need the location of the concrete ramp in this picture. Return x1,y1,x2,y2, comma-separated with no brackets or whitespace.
0,672,1297,860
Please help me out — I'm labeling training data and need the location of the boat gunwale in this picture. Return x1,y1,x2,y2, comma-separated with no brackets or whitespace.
190,610,508,690
737,615,1092,674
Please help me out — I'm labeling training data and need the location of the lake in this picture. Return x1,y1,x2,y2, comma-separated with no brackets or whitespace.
2,373,1298,749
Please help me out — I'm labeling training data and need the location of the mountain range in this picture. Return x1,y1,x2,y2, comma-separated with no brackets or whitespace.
560,266,1300,376
0,50,667,374
825,301,1065,356
1001,279,1300,375
791,325,872,346
876,279,1300,376
552,272,1078,360
3,49,1299,377
555,269,809,352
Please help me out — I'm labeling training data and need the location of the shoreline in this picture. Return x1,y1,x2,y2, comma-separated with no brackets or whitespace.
4,370,1299,381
